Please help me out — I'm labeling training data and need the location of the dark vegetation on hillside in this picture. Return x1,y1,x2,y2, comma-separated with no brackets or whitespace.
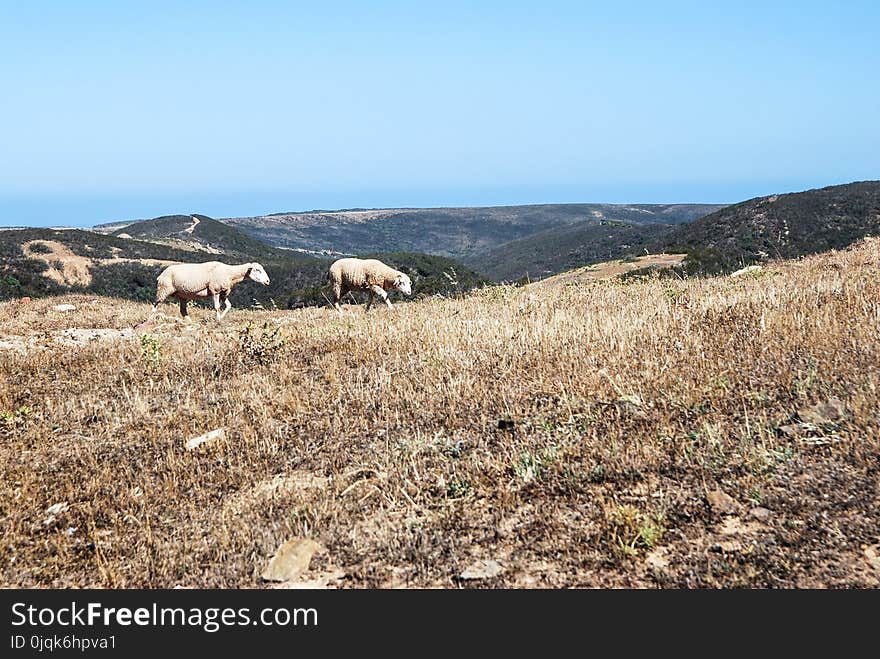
112,215,287,261
658,181,880,275
0,229,197,301
467,221,674,282
0,222,488,310
223,204,721,262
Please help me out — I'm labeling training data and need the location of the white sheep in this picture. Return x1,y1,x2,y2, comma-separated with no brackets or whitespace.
152,261,270,321
328,257,412,311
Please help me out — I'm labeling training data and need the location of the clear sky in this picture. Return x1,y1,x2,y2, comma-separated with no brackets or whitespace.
1,1,878,226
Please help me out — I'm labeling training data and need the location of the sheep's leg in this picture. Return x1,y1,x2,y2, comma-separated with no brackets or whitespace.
212,293,223,321
365,290,374,312
331,282,344,312
151,286,171,317
179,298,190,321
369,285,393,310
218,291,231,320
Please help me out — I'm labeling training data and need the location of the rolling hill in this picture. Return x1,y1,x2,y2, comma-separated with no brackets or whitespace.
658,180,880,273
464,220,674,282
106,214,286,261
0,218,488,308
219,203,722,262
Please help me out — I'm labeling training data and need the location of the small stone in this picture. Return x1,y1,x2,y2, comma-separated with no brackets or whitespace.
645,547,670,570
707,488,740,515
52,304,77,312
798,398,845,425
184,428,225,450
711,539,743,553
865,545,880,574
261,538,324,582
749,507,772,522
46,502,69,516
778,424,803,438
19,297,32,304
730,265,763,278
273,569,346,589
458,559,504,580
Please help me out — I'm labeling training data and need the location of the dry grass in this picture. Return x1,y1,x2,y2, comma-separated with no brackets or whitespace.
534,252,686,286
1,240,879,588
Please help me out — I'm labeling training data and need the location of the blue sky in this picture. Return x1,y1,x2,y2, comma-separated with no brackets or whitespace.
1,1,877,226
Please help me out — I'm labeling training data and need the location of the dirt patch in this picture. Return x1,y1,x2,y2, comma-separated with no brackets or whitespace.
534,253,686,287
21,240,179,289
22,240,94,286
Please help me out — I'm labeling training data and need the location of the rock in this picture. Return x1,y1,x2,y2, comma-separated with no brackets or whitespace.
43,501,69,527
18,297,32,304
261,538,324,582
52,304,77,312
778,423,803,438
46,502,69,516
798,398,845,425
645,547,670,570
272,569,346,589
717,516,765,536
711,539,743,553
458,559,504,580
707,488,740,515
865,545,880,574
184,428,226,450
730,265,763,278
748,507,772,522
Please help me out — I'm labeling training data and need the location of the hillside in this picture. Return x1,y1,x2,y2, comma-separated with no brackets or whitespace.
659,181,880,273
0,228,198,302
220,203,722,261
106,214,288,261
466,221,674,282
2,239,878,588
0,222,486,308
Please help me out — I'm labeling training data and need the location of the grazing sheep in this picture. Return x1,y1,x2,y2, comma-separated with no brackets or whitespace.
152,261,270,321
328,257,412,312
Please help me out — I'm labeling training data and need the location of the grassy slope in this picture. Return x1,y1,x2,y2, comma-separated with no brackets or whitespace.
1,239,878,588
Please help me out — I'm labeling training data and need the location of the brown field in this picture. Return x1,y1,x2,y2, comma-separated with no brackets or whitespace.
1,239,879,588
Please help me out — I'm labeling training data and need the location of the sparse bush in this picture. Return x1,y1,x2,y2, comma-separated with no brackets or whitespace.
606,504,665,555
139,334,161,368
512,445,558,483
236,321,286,365
1,406,30,437
29,242,52,254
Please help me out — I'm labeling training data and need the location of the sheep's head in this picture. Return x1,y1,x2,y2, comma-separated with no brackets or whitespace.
394,272,412,296
247,263,271,285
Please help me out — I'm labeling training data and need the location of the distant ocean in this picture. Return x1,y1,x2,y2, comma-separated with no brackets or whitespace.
0,190,317,228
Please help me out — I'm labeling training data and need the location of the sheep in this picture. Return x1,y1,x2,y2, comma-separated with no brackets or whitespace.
152,261,270,321
328,257,412,312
